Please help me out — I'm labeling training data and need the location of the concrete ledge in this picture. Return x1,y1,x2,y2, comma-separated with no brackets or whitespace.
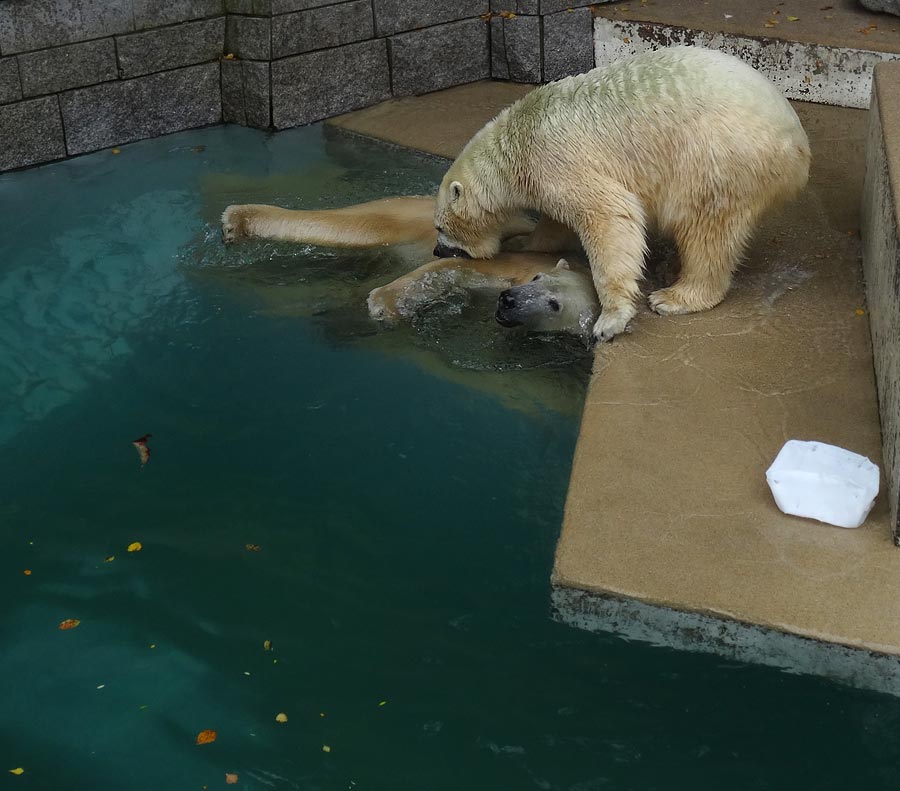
593,0,900,109
862,61,900,541
551,587,900,697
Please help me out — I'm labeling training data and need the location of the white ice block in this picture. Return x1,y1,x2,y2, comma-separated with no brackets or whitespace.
765,440,880,529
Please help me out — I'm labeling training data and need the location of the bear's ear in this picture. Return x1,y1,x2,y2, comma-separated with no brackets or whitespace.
450,181,463,203
555,258,570,270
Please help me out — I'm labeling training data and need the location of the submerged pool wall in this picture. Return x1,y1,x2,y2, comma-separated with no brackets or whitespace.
0,0,605,173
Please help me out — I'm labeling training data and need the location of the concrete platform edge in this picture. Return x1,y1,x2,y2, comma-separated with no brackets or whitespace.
551,584,900,698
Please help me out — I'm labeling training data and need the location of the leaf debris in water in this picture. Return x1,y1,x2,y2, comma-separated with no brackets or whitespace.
59,619,81,630
196,729,217,745
132,434,151,466
275,712,288,723
128,542,142,553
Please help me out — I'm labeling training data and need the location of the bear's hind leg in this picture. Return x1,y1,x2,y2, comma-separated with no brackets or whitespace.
649,211,753,316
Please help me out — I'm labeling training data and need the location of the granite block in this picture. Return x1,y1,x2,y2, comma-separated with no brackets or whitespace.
132,0,224,29
226,14,271,60
543,7,593,82
373,0,488,36
272,0,373,58
59,63,221,154
388,18,489,96
0,57,22,104
0,0,132,55
222,58,270,127
271,0,361,13
226,0,273,13
117,17,225,78
0,96,65,170
272,39,389,128
489,0,538,12
539,0,596,13
490,14,540,82
18,38,116,97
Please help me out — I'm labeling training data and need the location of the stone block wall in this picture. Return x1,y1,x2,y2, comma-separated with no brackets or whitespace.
0,0,610,172
0,0,225,171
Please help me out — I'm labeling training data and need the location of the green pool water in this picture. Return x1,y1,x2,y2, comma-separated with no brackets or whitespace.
2,125,899,791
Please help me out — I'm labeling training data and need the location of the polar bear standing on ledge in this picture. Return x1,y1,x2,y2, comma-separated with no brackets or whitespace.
432,46,811,341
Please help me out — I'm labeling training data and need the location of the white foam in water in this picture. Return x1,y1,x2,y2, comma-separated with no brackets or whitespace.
765,440,880,528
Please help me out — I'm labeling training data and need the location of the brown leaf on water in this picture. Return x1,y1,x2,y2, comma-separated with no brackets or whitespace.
225,773,238,784
245,544,261,552
196,729,217,745
191,145,206,154
23,569,31,576
59,619,80,630
132,434,151,466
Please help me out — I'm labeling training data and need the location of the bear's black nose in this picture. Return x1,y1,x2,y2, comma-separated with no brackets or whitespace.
433,242,471,259
499,291,516,310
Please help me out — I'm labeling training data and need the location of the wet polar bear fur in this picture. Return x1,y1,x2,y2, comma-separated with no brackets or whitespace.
433,46,811,341
221,196,599,334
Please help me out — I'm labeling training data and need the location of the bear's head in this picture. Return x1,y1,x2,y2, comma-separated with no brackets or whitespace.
433,163,506,261
495,259,600,338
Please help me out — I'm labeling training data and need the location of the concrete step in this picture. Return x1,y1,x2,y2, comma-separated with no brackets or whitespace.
593,0,900,107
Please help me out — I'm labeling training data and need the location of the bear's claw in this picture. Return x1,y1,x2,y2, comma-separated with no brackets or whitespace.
592,309,633,343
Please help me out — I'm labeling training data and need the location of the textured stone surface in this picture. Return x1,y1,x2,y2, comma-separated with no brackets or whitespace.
0,0,132,55
543,7,593,82
272,0,373,58
226,0,273,12
59,63,221,155
859,0,900,16
271,0,357,12
116,17,225,78
0,96,65,170
490,14,540,82
221,58,270,127
862,63,900,540
0,57,22,104
489,0,539,12
539,0,597,13
132,0,224,29
18,37,116,97
272,39,389,128
389,18,489,96
226,14,271,60
373,0,488,36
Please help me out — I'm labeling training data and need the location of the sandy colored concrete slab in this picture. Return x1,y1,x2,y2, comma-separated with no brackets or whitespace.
554,102,900,662
328,80,533,159
595,0,900,54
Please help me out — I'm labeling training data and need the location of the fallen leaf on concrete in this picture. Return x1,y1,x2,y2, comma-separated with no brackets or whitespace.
223,53,235,60
59,619,80,630
196,729,217,745
132,434,151,466
856,309,866,316
128,542,142,552
225,773,238,784
787,15,799,20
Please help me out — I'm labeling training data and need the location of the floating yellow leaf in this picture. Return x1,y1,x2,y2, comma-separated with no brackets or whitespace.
111,148,121,155
378,701,387,707
9,768,24,775
226,774,238,785
23,569,31,576
104,555,115,562
275,712,288,723
59,619,81,630
322,745,331,753
245,544,261,552
127,542,142,552
196,729,217,745
263,640,272,651
149,644,156,649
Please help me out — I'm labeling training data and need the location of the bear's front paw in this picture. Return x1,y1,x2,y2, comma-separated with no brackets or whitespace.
592,308,634,343
221,205,252,244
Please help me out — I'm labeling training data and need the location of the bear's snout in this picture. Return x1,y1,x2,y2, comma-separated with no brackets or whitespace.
433,242,472,259
499,291,516,310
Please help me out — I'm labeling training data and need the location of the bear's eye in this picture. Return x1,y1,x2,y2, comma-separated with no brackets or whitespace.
531,274,542,282
548,298,560,312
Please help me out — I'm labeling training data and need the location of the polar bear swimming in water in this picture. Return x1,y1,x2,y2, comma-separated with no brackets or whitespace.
432,46,810,341
221,196,600,337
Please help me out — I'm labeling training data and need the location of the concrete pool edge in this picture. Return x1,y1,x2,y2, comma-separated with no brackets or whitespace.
551,585,900,698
